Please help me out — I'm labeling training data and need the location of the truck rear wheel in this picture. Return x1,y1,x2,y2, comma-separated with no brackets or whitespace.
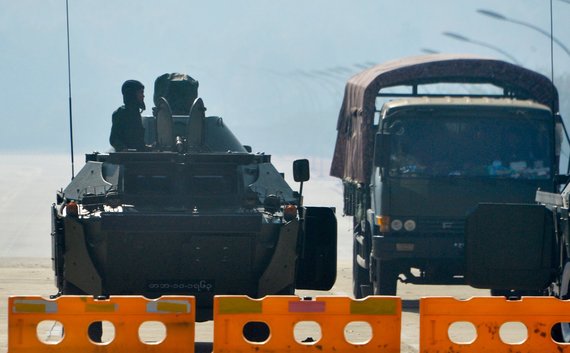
372,260,398,296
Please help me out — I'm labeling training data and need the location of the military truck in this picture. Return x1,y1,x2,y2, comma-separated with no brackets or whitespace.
330,54,564,296
51,73,337,321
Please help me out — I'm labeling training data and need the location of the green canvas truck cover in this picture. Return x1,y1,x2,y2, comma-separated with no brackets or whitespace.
330,54,559,184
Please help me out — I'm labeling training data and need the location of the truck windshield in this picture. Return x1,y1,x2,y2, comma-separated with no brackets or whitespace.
386,109,553,179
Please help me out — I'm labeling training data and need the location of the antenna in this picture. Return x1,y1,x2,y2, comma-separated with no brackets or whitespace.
66,0,75,179
550,0,555,83
550,0,570,174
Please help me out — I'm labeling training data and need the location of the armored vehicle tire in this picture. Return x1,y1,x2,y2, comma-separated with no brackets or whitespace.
278,285,295,295
241,286,293,342
490,288,543,298
61,281,103,342
243,322,270,343
372,260,398,296
62,280,86,295
352,238,371,298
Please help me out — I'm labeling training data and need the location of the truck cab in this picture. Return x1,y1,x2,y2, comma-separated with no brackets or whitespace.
369,97,558,294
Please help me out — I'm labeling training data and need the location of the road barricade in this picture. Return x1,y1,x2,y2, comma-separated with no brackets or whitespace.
420,296,570,353
213,295,401,353
8,295,195,353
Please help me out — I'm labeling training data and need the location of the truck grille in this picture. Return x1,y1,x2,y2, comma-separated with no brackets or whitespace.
417,218,464,234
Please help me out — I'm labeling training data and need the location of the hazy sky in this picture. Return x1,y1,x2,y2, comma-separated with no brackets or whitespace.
2,0,570,159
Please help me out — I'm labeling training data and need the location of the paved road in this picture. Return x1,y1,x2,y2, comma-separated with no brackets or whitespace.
0,154,70,258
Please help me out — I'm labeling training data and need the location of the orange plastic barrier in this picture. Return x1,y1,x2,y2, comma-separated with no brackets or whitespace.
420,296,570,353
8,295,195,353
213,295,401,353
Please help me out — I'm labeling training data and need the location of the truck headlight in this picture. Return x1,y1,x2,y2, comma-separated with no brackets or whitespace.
404,219,416,232
391,219,403,231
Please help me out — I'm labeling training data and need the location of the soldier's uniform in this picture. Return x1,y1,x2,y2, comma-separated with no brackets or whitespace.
109,80,146,151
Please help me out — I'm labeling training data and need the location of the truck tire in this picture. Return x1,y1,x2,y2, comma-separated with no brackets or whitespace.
372,260,398,296
552,262,570,343
352,238,371,299
490,288,543,298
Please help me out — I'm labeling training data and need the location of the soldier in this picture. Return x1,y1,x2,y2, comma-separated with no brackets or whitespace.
109,80,147,151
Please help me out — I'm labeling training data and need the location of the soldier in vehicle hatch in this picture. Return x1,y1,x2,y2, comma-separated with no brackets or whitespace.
109,79,147,151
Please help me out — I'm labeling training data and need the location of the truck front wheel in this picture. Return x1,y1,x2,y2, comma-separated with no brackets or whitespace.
552,262,570,343
371,259,399,295
352,238,371,298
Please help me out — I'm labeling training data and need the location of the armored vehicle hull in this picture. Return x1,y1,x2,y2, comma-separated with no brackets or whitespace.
51,73,337,321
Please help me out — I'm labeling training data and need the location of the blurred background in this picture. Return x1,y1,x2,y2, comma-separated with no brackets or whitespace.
2,0,570,157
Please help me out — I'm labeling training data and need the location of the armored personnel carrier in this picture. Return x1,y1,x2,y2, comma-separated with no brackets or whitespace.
51,73,337,320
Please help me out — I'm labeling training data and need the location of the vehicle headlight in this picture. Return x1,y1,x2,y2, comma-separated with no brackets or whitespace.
404,219,416,232
391,219,403,231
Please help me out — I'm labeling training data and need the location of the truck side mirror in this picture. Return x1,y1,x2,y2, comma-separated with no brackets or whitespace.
293,159,310,182
374,132,391,168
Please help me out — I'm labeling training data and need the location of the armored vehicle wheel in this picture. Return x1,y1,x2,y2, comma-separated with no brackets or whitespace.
490,288,543,298
243,321,270,343
62,280,86,295
61,281,103,342
277,285,295,295
372,260,398,296
352,238,371,299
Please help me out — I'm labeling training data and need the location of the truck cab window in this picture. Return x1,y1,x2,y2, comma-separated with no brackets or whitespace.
387,112,552,179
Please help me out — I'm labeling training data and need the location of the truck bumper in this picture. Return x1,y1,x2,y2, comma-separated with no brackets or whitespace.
371,234,464,261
